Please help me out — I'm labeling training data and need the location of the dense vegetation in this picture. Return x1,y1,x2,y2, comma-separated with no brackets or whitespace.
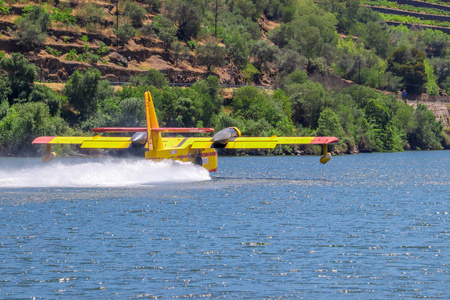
0,56,447,157
0,0,449,157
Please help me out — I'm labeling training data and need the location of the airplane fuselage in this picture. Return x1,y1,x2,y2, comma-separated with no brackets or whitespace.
145,147,218,172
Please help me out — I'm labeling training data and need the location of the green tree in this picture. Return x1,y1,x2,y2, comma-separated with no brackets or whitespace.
424,59,439,96
0,74,11,103
363,22,390,58
0,53,39,102
76,2,105,28
422,29,448,58
318,0,359,33
250,40,278,72
288,81,330,129
234,0,259,20
144,0,162,13
172,41,190,67
277,49,307,75
118,97,147,127
151,16,177,51
354,116,382,151
114,23,136,45
365,98,392,128
130,68,168,88
192,75,222,116
387,46,427,94
317,107,344,137
0,102,69,155
63,68,102,119
124,0,147,27
14,5,51,48
28,84,62,117
408,104,443,150
197,43,228,71
232,86,285,128
226,33,249,69
165,0,203,41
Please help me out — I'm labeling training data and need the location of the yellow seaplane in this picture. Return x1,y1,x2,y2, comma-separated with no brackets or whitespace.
33,91,338,172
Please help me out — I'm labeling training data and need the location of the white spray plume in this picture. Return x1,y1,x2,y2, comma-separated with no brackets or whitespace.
0,159,211,188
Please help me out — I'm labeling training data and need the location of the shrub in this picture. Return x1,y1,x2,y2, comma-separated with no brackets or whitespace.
187,41,197,51
28,84,62,116
151,16,176,50
97,42,109,56
197,43,228,71
0,53,38,102
46,46,62,57
129,68,168,88
0,73,12,103
0,0,10,15
0,102,69,155
76,3,105,27
50,7,76,25
172,41,190,66
14,5,51,48
424,59,439,96
144,0,162,13
65,49,77,61
124,1,147,27
87,53,100,63
63,68,104,119
114,23,135,45
165,0,203,41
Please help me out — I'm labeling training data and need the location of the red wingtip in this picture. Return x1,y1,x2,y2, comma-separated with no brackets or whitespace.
32,136,56,144
311,137,339,144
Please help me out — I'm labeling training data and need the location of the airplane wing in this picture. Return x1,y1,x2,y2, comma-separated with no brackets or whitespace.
215,136,338,149
33,132,338,151
159,136,338,150
32,136,134,149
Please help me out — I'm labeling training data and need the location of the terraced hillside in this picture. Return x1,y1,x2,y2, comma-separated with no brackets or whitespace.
364,0,450,32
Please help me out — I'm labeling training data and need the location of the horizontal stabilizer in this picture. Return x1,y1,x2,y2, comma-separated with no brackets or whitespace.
93,127,214,133
93,127,146,133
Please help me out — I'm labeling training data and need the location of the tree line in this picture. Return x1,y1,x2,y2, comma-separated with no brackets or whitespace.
0,54,447,158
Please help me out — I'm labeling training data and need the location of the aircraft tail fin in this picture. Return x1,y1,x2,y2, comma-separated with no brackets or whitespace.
144,91,164,150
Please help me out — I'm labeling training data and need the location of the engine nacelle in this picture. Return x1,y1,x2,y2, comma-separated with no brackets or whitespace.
131,132,147,148
212,127,241,148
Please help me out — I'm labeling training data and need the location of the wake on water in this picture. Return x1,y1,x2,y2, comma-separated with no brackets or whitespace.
0,158,211,188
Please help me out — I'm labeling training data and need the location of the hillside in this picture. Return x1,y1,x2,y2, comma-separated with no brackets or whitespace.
0,9,211,84
0,0,449,157
0,1,448,92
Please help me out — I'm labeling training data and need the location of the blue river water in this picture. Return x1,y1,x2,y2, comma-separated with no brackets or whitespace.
0,151,448,299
